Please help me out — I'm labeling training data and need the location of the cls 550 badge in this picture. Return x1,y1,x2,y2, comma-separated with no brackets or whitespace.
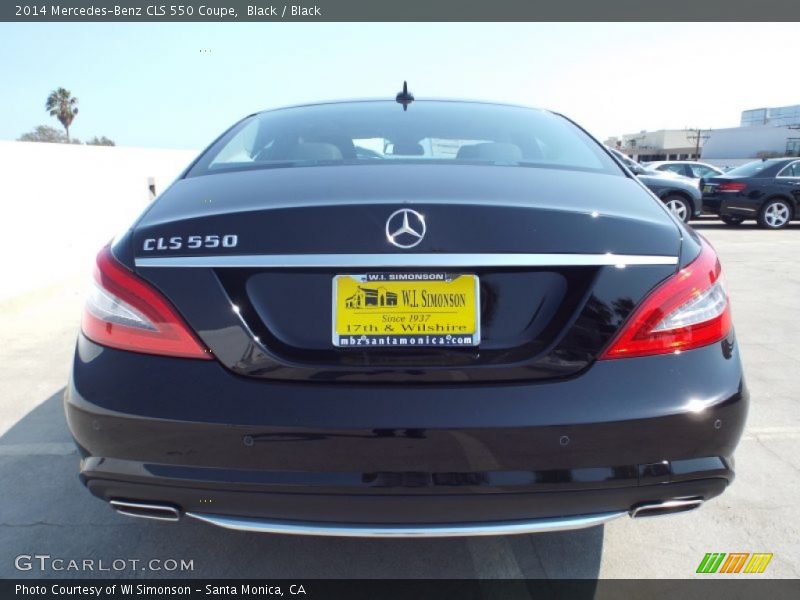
142,235,238,251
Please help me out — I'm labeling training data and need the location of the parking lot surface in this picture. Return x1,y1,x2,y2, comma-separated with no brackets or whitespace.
1,219,798,579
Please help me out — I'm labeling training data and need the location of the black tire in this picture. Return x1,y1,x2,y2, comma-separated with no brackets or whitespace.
721,215,744,226
757,198,792,229
663,195,692,223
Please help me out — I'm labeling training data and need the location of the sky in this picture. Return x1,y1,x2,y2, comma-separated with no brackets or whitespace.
1,22,798,149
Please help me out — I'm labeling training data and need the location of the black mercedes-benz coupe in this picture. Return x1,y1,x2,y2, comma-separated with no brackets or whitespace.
65,95,747,537
702,158,800,228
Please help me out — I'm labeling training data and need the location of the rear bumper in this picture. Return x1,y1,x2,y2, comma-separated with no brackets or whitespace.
720,198,762,218
65,334,748,532
702,196,722,214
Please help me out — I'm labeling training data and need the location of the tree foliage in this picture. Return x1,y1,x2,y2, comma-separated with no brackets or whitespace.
18,125,80,144
86,136,116,146
18,125,115,146
20,89,116,145
45,87,79,141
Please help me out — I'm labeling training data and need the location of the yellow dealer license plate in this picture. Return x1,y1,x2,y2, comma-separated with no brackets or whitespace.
332,273,480,348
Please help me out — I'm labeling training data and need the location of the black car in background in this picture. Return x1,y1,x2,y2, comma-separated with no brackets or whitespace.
608,148,702,223
703,158,800,228
65,98,746,537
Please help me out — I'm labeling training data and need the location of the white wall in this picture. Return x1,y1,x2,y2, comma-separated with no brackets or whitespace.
0,141,198,300
702,125,792,160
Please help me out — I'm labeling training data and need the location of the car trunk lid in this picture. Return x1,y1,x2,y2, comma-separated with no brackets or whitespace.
129,165,680,382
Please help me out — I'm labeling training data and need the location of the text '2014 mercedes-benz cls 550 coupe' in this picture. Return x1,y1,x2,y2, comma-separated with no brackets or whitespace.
65,92,747,537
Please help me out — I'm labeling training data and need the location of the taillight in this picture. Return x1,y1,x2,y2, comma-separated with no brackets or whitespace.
717,182,747,193
600,238,731,360
81,246,212,359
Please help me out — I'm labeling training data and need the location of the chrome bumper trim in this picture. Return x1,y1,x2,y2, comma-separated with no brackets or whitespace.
629,498,704,518
184,511,626,537
110,500,180,522
135,253,677,269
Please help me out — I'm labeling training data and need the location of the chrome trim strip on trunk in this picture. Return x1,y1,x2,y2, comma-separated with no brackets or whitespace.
184,511,625,537
135,253,678,269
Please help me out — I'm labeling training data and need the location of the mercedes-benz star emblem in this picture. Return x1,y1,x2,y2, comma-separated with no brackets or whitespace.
385,208,426,249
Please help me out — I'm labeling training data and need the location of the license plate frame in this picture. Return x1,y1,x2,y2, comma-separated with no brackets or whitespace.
332,272,480,348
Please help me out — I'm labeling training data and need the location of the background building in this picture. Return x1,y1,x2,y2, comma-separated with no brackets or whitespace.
701,125,799,168
606,103,800,168
740,103,800,127
604,129,704,162
702,103,800,167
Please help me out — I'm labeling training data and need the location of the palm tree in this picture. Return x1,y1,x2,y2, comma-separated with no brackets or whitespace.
45,88,79,142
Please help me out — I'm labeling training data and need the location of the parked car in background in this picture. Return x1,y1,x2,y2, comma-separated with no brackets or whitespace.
608,148,702,223
645,160,724,180
703,158,800,228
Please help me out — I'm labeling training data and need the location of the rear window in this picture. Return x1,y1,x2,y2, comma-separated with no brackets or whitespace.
188,101,619,177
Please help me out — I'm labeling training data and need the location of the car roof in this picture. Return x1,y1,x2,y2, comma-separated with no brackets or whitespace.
650,160,713,165
250,98,552,118
734,157,799,169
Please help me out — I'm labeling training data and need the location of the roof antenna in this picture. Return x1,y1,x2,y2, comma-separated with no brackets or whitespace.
395,81,414,111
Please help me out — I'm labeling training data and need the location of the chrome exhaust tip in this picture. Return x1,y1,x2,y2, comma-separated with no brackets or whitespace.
110,500,181,522
630,498,704,518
